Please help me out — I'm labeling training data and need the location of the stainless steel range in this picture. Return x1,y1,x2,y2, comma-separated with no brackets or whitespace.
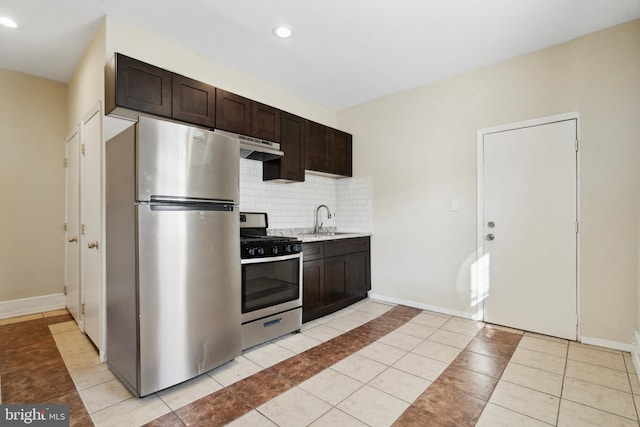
240,212,303,350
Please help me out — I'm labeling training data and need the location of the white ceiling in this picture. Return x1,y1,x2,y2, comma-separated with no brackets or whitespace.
1,0,639,110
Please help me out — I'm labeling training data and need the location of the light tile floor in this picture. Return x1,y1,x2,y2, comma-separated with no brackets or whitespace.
3,301,639,426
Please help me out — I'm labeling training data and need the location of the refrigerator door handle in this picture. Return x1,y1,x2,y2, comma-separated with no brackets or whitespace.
149,195,235,205
148,202,236,212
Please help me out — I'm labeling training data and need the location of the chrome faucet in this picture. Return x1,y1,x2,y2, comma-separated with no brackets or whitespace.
314,205,332,234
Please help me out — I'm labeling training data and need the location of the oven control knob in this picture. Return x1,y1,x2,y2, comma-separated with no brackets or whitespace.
284,244,291,253
272,245,279,255
247,247,256,257
257,247,265,255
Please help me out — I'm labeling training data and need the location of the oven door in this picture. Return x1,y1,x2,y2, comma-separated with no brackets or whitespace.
241,252,302,323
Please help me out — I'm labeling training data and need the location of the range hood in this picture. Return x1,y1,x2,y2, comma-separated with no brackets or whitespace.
214,129,284,161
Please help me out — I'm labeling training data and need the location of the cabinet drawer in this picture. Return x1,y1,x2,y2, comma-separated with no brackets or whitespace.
303,242,324,261
324,237,369,257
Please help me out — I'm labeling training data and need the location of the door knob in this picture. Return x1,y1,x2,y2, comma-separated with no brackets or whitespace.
88,241,99,249
485,233,495,241
68,236,77,243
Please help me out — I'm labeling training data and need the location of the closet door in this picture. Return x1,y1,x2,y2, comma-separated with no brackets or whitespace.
81,104,103,350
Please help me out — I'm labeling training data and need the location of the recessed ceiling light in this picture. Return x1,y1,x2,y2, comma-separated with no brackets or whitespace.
0,16,18,29
273,25,293,39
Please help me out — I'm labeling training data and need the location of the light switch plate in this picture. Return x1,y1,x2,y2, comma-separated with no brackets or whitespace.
450,199,459,211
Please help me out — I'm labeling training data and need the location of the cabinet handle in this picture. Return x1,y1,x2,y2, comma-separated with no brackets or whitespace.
68,237,77,243
88,241,99,249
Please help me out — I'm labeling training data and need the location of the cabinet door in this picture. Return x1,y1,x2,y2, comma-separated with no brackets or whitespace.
172,74,216,127
346,252,370,297
107,53,172,118
305,120,329,172
215,89,251,135
251,102,281,142
303,259,325,322
264,112,305,182
328,129,352,177
324,255,349,304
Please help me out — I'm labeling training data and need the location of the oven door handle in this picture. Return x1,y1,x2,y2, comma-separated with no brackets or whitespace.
241,253,302,265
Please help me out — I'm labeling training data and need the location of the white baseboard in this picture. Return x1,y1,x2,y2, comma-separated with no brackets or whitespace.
580,335,634,352
632,331,640,382
368,292,479,320
368,293,635,354
0,293,66,320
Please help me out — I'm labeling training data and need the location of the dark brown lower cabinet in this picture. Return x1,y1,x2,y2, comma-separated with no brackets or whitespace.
303,259,325,316
302,237,371,323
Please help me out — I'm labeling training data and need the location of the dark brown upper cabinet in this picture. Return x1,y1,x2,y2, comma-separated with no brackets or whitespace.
264,112,305,182
304,120,329,172
215,89,251,135
105,54,353,180
252,102,281,142
172,74,216,128
106,53,172,119
328,128,352,177
216,89,281,143
106,53,215,127
305,120,352,177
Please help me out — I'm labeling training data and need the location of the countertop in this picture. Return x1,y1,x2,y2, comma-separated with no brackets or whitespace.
268,228,371,243
294,232,371,243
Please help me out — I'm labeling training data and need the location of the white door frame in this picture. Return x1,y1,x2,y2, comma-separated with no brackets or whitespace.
476,112,581,339
65,126,81,322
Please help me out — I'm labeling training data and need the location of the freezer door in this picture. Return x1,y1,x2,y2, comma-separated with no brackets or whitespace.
136,204,241,396
136,116,239,202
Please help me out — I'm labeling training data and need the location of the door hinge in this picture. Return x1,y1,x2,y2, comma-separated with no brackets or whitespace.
576,221,579,233
81,224,85,235
64,158,68,168
575,139,579,152
64,285,67,296
81,144,86,155
64,222,68,231
81,303,85,315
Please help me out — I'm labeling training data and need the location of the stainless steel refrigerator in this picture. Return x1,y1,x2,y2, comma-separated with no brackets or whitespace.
106,116,241,397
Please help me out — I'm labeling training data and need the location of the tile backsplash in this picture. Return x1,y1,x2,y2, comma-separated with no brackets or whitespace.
239,159,372,232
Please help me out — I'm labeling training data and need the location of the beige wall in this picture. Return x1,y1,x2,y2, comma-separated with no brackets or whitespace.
67,20,106,132
339,20,640,344
0,69,67,301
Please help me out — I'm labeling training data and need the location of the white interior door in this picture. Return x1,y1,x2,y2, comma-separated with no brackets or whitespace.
65,129,81,322
81,106,103,348
480,118,577,340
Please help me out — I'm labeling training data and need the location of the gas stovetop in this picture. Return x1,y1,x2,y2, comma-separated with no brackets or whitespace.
240,212,302,259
